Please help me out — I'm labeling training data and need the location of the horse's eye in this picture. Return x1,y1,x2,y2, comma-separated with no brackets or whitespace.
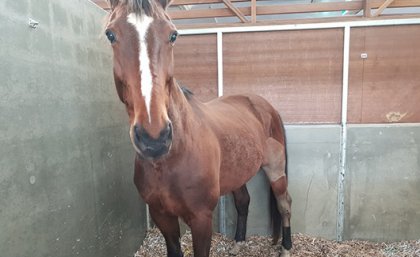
105,29,116,44
169,31,178,45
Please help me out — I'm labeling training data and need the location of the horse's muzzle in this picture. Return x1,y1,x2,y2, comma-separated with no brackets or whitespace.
132,122,173,159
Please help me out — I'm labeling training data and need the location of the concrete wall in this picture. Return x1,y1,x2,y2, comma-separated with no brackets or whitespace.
0,0,146,256
221,124,420,242
344,124,420,241
222,125,341,240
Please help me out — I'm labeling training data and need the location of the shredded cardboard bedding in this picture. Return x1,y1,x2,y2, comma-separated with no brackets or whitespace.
135,228,420,257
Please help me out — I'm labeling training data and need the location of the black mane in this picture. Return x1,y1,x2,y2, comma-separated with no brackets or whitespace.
179,85,194,100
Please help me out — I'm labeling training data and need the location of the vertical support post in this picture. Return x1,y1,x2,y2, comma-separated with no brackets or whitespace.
146,204,151,230
251,0,257,23
364,0,371,17
216,31,226,235
217,32,224,98
337,25,350,242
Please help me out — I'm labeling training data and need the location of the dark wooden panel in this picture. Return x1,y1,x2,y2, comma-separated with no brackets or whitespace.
223,29,344,124
174,34,218,102
348,25,420,123
347,28,365,124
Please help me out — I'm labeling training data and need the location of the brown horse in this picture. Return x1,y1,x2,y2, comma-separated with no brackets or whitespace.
105,1,292,256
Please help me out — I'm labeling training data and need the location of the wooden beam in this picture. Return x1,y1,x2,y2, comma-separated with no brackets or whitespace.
172,0,243,5
372,0,395,16
389,0,420,7
94,0,420,14
256,1,364,15
169,0,420,20
251,0,257,23
175,13,420,29
364,0,371,17
171,0,278,6
170,1,364,19
172,0,420,8
221,0,249,23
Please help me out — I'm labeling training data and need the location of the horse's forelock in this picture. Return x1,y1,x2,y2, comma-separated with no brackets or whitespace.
109,0,157,17
109,0,120,10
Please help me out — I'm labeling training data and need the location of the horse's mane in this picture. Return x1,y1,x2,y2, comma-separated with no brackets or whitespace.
180,86,194,100
109,0,158,16
176,81,194,100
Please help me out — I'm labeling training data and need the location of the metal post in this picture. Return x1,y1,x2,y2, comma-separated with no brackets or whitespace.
337,25,350,242
217,31,227,235
146,204,151,230
217,32,224,98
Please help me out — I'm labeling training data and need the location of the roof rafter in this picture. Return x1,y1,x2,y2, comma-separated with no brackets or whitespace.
372,0,396,17
91,0,420,28
221,0,249,23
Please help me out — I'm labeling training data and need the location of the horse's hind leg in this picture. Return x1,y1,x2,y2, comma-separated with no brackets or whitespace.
149,207,183,257
262,137,292,257
229,185,250,255
233,185,250,242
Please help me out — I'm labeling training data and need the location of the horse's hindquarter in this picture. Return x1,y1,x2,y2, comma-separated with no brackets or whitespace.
204,95,274,195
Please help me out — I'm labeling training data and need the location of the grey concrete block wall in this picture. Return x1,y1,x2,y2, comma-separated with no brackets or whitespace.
344,124,420,241
0,0,146,256
221,124,420,242
222,125,341,240
287,125,340,239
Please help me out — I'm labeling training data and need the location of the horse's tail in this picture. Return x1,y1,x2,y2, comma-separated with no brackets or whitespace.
270,186,281,245
269,110,288,244
270,110,288,176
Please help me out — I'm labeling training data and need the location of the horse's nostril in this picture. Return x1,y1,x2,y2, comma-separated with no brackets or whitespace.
133,124,139,140
134,125,148,143
133,122,172,147
161,122,172,139
132,122,173,159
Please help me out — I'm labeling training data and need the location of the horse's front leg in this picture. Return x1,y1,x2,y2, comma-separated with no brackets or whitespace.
149,207,183,257
188,210,213,257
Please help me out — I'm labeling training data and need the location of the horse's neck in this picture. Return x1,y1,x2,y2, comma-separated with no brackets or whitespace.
168,80,198,142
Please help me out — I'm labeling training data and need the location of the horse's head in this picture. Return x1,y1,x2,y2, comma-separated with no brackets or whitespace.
106,0,178,159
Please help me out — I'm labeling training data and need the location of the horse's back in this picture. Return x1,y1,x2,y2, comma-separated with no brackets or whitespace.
220,94,286,145
206,93,283,139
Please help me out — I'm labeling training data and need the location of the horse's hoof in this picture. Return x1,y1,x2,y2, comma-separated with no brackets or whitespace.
229,241,245,255
280,246,291,257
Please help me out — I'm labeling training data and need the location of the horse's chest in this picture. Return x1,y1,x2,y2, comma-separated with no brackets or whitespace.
150,187,180,214
135,168,184,215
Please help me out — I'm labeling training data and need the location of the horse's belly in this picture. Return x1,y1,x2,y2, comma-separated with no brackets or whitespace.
218,134,264,194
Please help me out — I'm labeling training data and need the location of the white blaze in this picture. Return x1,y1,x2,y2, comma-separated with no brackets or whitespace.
127,13,154,123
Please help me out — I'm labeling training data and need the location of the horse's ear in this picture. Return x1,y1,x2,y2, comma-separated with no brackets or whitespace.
158,0,173,10
109,0,119,10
